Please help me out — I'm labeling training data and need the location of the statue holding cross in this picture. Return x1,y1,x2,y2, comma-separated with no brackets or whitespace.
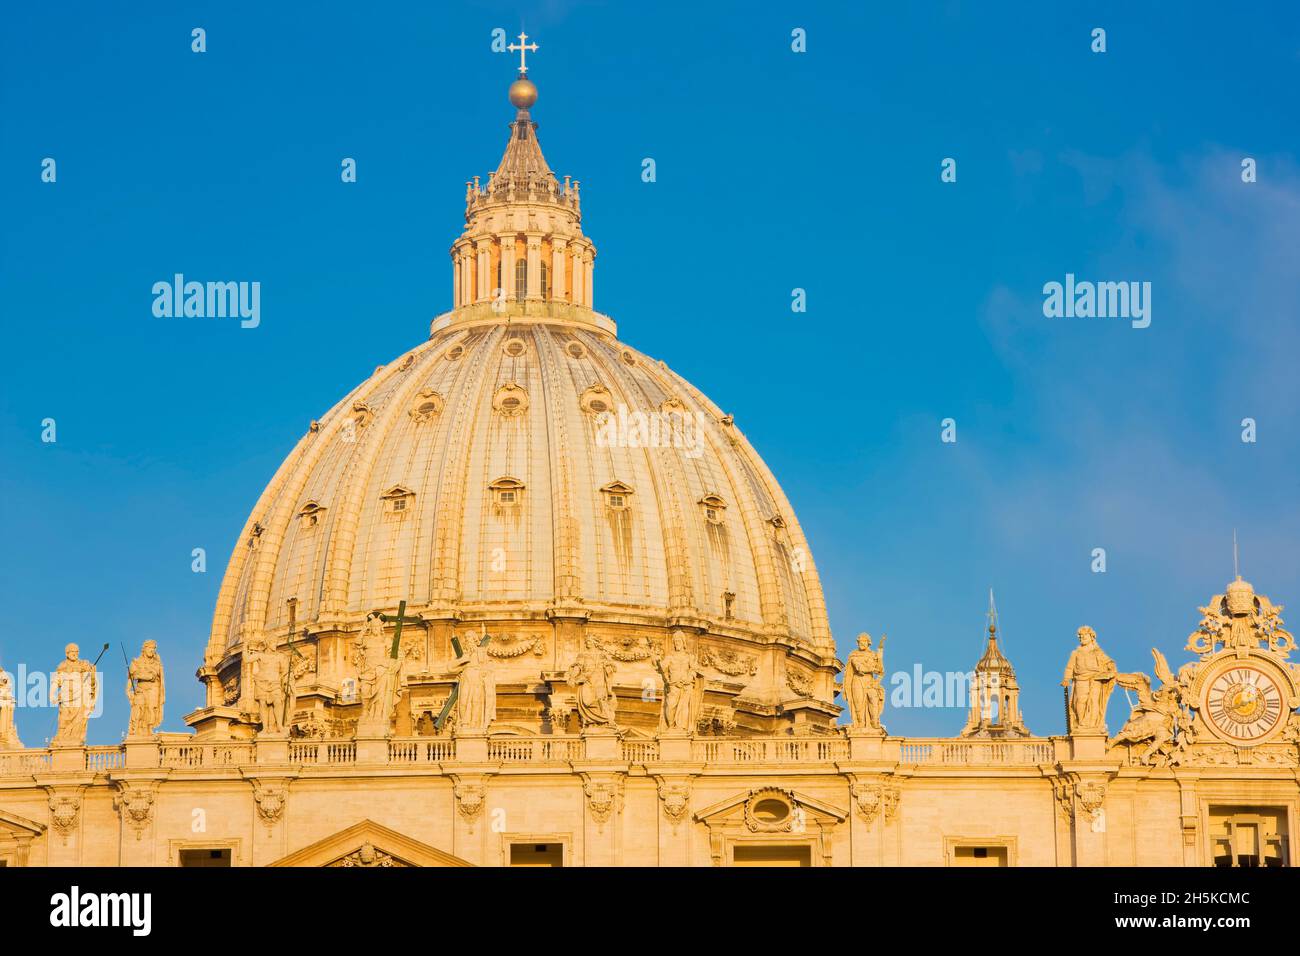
352,602,423,736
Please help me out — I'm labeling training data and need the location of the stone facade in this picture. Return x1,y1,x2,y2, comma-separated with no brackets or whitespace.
2,42,1297,869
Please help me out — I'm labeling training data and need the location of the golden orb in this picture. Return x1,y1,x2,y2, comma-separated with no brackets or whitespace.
508,76,538,110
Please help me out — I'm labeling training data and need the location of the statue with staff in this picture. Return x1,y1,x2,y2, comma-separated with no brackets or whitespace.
842,633,886,731
124,640,166,737
51,642,108,746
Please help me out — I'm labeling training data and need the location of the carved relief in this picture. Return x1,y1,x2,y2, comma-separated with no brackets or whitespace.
657,780,690,828
47,792,82,843
849,779,898,824
454,779,486,824
113,786,156,840
486,633,545,659
254,785,287,827
584,778,620,825
604,635,657,663
336,842,398,867
700,646,757,677
786,669,814,698
1187,579,1295,658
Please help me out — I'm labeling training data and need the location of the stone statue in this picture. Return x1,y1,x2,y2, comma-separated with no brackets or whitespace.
353,613,398,733
0,662,22,749
51,643,98,746
125,640,166,737
842,633,886,730
451,632,496,732
654,631,703,732
1112,648,1189,766
567,635,618,728
249,641,288,735
1061,626,1117,733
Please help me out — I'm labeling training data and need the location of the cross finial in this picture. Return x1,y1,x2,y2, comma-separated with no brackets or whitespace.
508,31,539,75
987,588,998,636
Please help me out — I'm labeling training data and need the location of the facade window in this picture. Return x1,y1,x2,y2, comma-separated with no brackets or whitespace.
541,262,549,298
952,846,1008,867
732,845,811,867
515,258,527,300
510,843,563,867
179,848,233,867
1211,807,1288,867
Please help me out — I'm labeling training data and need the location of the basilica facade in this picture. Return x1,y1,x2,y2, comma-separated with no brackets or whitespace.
2,46,1298,869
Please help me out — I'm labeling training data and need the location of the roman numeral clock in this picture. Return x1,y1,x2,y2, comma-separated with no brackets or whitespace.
1185,577,1300,747
1202,664,1287,743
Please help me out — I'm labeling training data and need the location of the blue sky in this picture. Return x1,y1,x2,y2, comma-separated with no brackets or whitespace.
2,1,1297,743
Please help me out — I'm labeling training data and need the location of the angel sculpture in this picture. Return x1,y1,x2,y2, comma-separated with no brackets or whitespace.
1111,649,1189,766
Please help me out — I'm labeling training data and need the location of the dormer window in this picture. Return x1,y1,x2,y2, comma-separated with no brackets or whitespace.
700,494,727,525
381,485,415,517
298,500,326,532
601,481,633,511
489,476,525,508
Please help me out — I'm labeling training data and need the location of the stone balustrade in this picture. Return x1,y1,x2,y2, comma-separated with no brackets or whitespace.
899,738,1057,766
0,734,1076,776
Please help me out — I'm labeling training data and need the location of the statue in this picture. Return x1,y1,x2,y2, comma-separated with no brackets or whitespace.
125,640,166,737
1111,648,1189,766
451,632,496,731
842,633,886,730
249,641,288,735
1061,626,1117,733
51,643,98,746
353,613,398,733
567,635,618,728
0,661,21,749
654,631,704,732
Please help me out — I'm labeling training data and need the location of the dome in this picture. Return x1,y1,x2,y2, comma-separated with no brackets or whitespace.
198,67,839,737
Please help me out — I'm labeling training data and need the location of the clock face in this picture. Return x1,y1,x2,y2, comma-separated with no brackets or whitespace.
1203,666,1287,742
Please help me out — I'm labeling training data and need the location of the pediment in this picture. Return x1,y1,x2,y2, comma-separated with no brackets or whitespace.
270,819,472,868
0,809,46,838
694,787,846,829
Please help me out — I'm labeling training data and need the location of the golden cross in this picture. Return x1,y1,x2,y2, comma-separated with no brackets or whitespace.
508,31,539,74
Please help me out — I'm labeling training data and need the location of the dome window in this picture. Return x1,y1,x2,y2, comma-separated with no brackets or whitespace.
580,384,614,416
408,388,444,423
492,384,529,417
620,350,637,367
699,494,727,525
514,259,527,300
298,500,326,532
351,402,374,429
601,480,633,511
445,344,465,362
381,485,415,517
489,476,525,508
503,337,527,358
566,342,586,360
